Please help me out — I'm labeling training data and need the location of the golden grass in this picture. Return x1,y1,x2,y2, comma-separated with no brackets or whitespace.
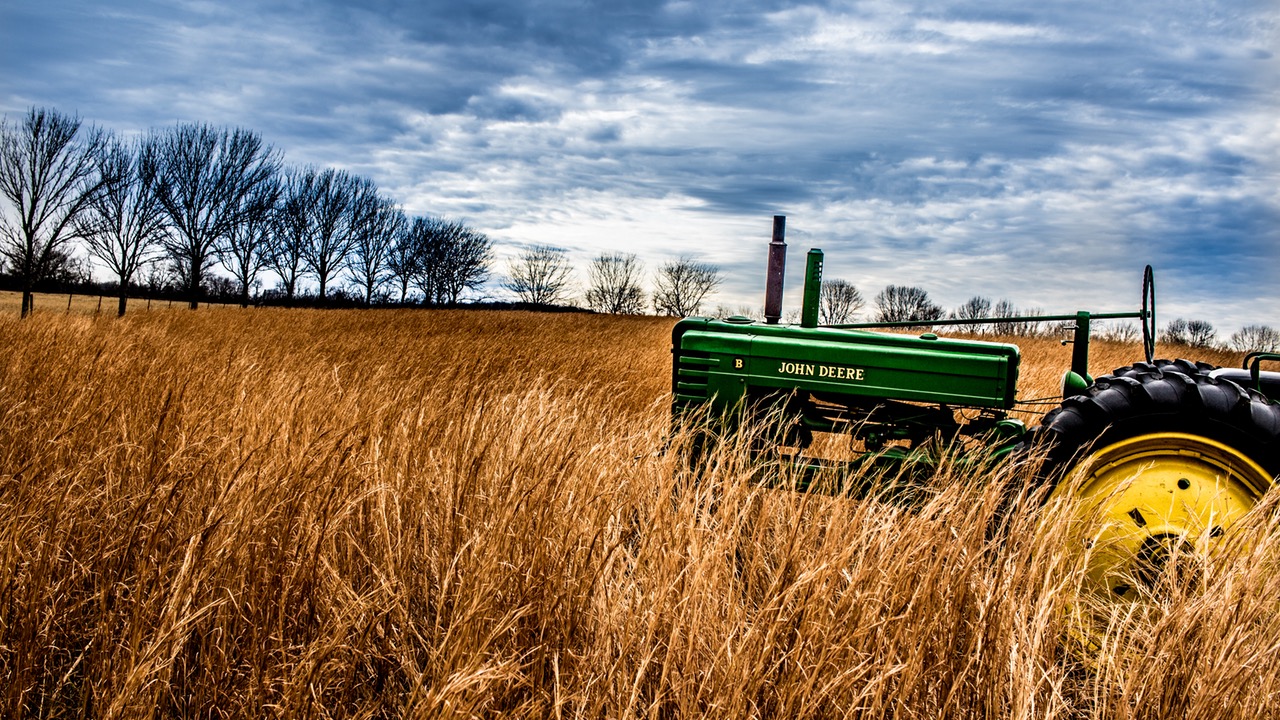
0,309,1274,718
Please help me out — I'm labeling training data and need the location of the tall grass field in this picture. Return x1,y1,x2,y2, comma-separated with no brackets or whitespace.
1,308,1276,718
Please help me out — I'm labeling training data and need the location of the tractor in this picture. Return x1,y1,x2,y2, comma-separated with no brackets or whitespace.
670,216,1280,619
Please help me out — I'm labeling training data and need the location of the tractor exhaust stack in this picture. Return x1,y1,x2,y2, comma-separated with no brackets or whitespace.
764,215,787,324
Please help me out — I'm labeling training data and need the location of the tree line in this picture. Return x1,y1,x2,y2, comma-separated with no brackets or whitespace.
506,247,722,316
715,280,1277,353
944,292,1277,352
0,107,492,317
1,106,733,319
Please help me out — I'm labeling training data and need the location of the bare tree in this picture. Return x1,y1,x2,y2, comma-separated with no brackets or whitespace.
506,244,574,305
950,295,992,334
300,168,363,301
1016,307,1047,337
439,227,492,305
987,300,1046,337
405,217,437,303
585,252,646,314
1097,321,1140,344
652,256,721,316
712,304,763,321
423,218,492,305
405,216,492,305
1229,324,1280,353
42,248,91,286
77,134,168,316
990,299,1020,335
1184,319,1216,348
217,178,280,307
1162,318,1216,348
267,167,312,302
873,285,944,326
386,221,422,304
819,279,864,324
1161,318,1189,345
141,259,181,295
347,194,406,304
0,107,107,317
152,123,281,309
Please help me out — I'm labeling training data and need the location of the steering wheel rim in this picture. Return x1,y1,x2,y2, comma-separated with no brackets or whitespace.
1141,265,1156,363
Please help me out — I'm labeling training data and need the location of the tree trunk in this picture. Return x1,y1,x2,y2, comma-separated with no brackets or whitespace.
118,292,128,317
188,261,200,310
20,287,33,319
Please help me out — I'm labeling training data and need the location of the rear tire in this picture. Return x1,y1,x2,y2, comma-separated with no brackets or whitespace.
1025,359,1280,640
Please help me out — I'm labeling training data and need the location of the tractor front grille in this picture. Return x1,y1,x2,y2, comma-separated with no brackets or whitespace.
674,350,714,406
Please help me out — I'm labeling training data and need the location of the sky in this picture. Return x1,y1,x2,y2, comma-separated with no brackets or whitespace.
2,0,1277,334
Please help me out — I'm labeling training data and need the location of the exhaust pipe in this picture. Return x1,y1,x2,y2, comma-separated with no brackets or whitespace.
764,215,786,324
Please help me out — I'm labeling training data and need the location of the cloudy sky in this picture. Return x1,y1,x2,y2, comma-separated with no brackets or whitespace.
2,0,1277,333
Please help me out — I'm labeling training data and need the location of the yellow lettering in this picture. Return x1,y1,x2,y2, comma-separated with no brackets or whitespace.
811,365,867,382
777,362,817,376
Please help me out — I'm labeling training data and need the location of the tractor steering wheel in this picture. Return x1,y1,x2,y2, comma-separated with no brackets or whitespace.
1141,265,1156,363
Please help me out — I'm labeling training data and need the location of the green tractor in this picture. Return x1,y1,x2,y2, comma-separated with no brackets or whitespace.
671,216,1279,614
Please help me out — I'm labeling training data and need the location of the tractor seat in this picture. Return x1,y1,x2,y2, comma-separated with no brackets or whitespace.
1209,367,1280,401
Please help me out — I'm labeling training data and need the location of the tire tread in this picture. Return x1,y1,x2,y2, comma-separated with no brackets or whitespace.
1026,358,1280,479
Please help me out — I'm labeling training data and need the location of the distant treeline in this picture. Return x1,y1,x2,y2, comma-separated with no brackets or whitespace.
0,106,727,319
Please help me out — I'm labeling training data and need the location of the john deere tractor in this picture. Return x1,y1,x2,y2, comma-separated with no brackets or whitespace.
671,216,1280,611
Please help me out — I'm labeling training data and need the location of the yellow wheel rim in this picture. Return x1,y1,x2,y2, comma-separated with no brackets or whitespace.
1056,432,1272,604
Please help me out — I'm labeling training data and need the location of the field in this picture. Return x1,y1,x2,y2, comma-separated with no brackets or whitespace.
1,308,1276,718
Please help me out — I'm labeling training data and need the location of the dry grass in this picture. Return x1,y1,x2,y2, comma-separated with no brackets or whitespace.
0,309,1275,718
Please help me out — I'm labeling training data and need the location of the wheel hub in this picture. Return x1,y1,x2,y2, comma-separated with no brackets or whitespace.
1056,432,1271,603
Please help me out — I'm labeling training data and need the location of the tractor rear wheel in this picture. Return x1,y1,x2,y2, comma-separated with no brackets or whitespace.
1027,359,1280,625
